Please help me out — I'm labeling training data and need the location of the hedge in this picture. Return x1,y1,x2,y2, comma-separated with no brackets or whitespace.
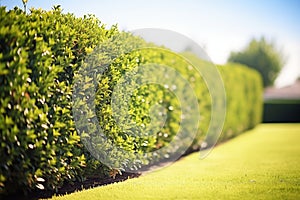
183,54,263,142
0,6,117,194
263,99,300,123
218,63,263,139
0,7,263,195
73,45,211,171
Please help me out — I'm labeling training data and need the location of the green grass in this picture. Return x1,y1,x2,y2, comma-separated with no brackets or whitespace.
53,124,300,200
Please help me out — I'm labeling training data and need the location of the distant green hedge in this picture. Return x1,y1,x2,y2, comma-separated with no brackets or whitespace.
263,99,300,123
181,54,263,146
0,7,263,195
218,63,263,139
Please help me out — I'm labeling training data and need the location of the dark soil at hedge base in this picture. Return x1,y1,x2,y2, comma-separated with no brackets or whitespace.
2,172,140,200
3,147,202,199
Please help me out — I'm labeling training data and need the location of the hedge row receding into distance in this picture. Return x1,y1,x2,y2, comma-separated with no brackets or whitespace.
0,7,263,195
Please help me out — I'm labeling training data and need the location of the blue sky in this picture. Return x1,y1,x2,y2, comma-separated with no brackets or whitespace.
2,0,300,87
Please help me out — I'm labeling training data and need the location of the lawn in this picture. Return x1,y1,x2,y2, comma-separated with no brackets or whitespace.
53,124,300,200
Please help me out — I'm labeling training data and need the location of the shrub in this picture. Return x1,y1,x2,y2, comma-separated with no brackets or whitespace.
0,6,263,195
218,63,263,140
74,43,263,171
0,6,117,194
263,99,300,123
73,41,211,170
182,54,263,143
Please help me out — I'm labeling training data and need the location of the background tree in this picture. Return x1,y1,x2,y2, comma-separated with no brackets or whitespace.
228,37,285,87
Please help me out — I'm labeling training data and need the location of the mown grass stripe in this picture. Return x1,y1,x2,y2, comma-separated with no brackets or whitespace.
53,124,300,200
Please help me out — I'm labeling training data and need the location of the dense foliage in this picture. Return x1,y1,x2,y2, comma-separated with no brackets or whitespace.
0,6,117,194
263,99,300,123
218,63,263,139
0,7,263,195
228,37,284,87
185,54,263,141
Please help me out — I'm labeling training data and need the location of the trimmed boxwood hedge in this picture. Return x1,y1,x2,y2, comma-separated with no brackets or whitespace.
0,6,118,194
263,99,300,123
218,63,263,139
74,44,211,171
0,6,263,195
183,54,263,142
